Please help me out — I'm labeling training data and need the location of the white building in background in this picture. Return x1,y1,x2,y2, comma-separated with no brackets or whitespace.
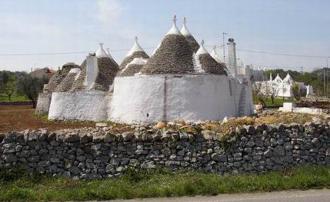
254,73,314,98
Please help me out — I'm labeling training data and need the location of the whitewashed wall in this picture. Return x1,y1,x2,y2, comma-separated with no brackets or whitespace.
35,93,52,115
49,91,111,121
110,74,253,124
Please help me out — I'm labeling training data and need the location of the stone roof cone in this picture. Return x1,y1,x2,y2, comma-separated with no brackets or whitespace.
55,67,81,92
71,43,119,91
46,63,79,92
210,45,230,75
119,37,149,70
194,40,227,75
141,15,194,74
180,17,199,52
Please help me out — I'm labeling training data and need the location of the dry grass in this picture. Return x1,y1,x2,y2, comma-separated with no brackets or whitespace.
200,112,318,135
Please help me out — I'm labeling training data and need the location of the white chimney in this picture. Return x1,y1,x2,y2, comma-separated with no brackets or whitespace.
84,54,98,90
227,38,237,77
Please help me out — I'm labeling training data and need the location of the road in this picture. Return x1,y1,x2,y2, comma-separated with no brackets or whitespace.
112,189,330,202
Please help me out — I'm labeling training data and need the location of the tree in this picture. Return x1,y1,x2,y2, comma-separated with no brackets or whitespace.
292,83,301,101
2,75,16,101
252,82,266,106
0,71,10,92
17,74,48,108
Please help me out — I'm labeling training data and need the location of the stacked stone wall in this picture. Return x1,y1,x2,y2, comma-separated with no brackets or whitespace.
0,123,329,179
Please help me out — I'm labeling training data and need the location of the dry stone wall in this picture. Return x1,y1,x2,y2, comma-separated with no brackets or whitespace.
0,123,329,179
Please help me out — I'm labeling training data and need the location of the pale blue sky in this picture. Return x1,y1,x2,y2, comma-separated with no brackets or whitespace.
0,0,329,71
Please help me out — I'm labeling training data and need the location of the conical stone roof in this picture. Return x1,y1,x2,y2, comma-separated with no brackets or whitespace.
194,41,227,75
119,58,147,77
180,17,199,52
71,44,120,91
141,16,194,74
55,68,81,92
210,46,231,75
119,37,149,70
94,57,119,91
70,60,88,91
46,63,79,92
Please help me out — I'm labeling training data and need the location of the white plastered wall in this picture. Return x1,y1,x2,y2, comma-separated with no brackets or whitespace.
109,74,253,124
35,93,52,114
48,91,111,121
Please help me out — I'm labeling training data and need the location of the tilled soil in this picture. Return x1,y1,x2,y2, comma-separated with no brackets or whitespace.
0,105,95,133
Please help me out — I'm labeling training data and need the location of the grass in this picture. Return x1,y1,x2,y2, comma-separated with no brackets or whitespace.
0,165,329,201
253,95,296,108
0,93,30,102
263,97,296,108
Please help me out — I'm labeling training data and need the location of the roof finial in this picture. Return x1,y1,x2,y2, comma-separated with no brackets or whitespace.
134,36,138,43
96,42,109,58
166,15,181,35
183,17,187,25
201,40,204,46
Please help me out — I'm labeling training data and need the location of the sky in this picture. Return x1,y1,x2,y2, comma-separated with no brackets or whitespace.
0,0,329,72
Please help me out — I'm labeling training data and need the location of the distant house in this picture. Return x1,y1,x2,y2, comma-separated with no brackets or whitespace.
30,67,55,80
254,73,314,98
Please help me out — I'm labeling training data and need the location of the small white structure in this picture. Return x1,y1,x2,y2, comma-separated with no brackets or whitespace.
306,85,314,97
279,102,324,115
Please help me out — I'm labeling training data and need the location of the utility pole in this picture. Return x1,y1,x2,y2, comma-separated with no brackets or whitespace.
222,32,228,62
324,67,326,97
327,57,329,97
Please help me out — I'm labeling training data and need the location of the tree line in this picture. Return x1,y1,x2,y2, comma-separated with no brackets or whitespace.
0,71,49,107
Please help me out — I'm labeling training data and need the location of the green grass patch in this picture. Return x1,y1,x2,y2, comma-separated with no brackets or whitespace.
263,97,295,108
0,165,329,201
0,93,30,102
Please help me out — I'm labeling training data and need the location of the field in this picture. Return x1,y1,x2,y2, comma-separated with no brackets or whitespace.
0,105,94,133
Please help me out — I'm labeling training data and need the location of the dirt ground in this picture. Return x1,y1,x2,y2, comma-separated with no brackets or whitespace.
0,105,95,133
0,105,328,134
